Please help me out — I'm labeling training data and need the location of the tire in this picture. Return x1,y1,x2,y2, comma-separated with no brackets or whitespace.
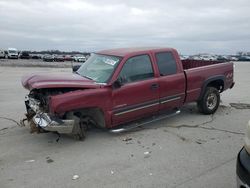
197,87,220,114
74,121,87,141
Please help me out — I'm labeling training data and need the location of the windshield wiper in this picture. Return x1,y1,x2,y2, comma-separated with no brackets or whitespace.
82,75,94,80
75,71,93,80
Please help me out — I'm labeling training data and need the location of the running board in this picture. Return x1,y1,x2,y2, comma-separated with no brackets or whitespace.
110,109,180,133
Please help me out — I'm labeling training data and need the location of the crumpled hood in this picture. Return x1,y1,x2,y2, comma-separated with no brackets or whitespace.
22,72,100,90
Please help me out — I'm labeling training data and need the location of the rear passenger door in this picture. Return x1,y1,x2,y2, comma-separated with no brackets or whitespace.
154,51,186,111
112,54,159,126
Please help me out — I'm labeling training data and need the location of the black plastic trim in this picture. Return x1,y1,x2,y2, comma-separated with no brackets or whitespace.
198,75,225,100
236,147,250,186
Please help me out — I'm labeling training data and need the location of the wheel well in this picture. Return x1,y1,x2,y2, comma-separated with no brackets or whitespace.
207,79,224,92
66,107,105,128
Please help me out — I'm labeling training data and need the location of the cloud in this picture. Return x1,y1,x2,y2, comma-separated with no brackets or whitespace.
0,0,249,54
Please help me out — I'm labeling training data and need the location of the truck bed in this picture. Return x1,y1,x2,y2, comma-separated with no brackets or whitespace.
182,60,234,104
181,59,226,70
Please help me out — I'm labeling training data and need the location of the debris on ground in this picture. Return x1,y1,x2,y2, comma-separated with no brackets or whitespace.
25,159,35,163
144,151,152,158
72,175,79,180
122,137,132,142
46,157,54,163
195,139,207,145
111,170,114,175
195,141,202,144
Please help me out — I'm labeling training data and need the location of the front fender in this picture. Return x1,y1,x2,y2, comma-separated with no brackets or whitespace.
49,88,112,121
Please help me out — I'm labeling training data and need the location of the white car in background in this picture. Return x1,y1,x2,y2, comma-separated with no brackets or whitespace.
74,55,86,62
7,48,18,59
0,50,5,58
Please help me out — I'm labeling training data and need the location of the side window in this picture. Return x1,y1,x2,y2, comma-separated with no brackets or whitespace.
155,52,177,76
119,55,154,83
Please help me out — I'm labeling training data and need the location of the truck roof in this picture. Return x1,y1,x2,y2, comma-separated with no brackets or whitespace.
97,47,175,57
8,48,17,51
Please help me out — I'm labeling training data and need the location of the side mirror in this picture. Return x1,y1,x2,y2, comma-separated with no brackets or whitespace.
113,77,123,88
72,65,81,72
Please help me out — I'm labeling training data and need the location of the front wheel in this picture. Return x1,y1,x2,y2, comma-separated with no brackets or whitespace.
197,87,220,114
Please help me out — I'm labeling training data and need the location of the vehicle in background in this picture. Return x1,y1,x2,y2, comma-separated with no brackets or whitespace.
189,54,217,61
200,54,217,61
228,56,238,61
238,56,250,61
0,50,5,59
189,55,202,60
19,51,30,59
30,54,41,59
54,55,64,62
216,55,228,61
180,55,189,60
7,48,18,59
85,54,90,60
42,54,54,62
74,55,86,62
21,47,234,140
64,55,74,61
236,121,250,188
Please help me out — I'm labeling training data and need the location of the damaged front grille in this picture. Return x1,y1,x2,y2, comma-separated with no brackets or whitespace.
26,91,49,113
25,95,41,112
26,88,80,114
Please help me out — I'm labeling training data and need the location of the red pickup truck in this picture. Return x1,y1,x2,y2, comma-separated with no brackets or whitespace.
21,47,234,139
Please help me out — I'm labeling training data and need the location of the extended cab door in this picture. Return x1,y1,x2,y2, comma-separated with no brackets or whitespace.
153,51,186,111
112,54,159,126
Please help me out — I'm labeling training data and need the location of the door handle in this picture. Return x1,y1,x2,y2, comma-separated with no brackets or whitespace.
151,83,159,90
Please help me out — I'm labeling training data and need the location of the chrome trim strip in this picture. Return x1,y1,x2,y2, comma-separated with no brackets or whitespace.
114,102,159,116
114,94,182,116
160,96,181,104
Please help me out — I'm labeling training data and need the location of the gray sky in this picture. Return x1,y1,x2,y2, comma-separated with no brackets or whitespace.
0,0,249,54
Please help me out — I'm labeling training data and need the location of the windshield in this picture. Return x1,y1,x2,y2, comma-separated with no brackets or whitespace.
77,53,121,83
9,50,17,53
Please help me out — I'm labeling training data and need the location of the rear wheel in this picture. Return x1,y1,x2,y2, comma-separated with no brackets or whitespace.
197,87,220,114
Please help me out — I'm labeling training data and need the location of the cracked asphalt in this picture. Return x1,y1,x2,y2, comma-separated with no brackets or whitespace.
0,61,250,188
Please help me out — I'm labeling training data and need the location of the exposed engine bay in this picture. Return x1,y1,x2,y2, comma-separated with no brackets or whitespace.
25,88,77,113
22,88,94,140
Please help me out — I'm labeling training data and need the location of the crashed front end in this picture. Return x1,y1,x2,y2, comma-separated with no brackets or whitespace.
24,89,75,134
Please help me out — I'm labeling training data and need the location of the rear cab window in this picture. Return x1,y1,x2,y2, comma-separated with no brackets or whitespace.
155,52,177,76
119,54,154,84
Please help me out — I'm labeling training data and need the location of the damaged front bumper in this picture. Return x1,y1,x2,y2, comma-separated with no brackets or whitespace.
33,113,74,134
24,95,75,134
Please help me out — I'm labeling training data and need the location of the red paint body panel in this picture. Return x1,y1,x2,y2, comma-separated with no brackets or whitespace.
111,78,159,126
22,47,234,129
184,62,234,103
